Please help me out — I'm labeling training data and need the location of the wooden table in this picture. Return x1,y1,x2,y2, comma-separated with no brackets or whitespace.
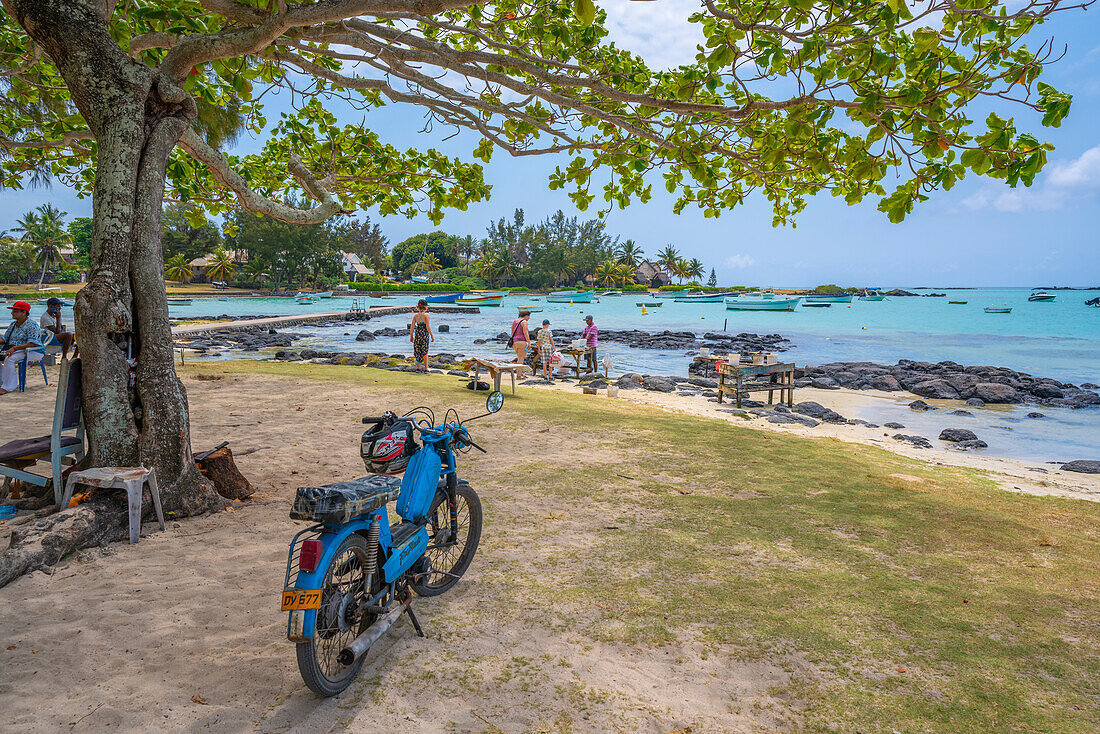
558,347,594,378
692,355,730,378
717,361,795,408
462,357,531,395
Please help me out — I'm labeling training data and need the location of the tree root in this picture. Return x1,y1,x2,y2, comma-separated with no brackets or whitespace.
0,481,227,589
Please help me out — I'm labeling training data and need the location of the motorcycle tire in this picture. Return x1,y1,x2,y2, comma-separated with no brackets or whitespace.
296,534,377,696
410,483,483,597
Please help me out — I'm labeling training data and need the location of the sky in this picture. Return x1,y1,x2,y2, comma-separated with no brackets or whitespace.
2,1,1098,288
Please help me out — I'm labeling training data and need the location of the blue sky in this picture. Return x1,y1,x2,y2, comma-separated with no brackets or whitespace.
2,2,1098,288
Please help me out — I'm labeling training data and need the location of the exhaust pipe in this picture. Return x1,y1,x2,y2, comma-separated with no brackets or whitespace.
337,598,410,666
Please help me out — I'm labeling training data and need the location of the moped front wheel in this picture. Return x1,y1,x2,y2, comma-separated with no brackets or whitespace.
411,484,483,597
296,534,378,697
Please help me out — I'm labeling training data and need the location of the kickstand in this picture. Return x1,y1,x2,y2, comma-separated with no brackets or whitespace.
405,603,426,638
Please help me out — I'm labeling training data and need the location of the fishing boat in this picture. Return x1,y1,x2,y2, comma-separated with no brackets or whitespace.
597,290,622,297
805,294,853,304
520,306,544,313
166,297,193,306
315,291,334,299
546,290,595,303
726,297,801,311
949,300,968,305
424,292,463,304
655,291,682,299
296,295,316,304
1028,290,1056,302
985,306,1012,314
802,302,831,308
858,289,886,301
636,301,663,307
673,292,733,303
456,293,504,306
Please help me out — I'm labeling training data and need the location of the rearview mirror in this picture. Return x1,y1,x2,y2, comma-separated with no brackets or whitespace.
486,391,504,414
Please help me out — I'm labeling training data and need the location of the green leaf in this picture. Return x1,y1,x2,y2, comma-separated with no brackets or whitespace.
574,0,596,27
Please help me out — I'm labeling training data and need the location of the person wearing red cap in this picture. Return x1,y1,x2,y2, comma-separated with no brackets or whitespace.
1,301,46,394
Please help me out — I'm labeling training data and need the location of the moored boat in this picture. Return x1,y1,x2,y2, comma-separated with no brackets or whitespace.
546,290,595,303
985,306,1012,314
949,301,968,305
597,290,622,297
315,291,334,299
726,297,801,311
520,306,544,313
166,297,193,306
424,292,463,304
456,293,504,306
296,295,316,304
1028,291,1056,302
858,290,885,301
802,302,831,308
636,301,663,307
805,294,853,304
673,292,733,303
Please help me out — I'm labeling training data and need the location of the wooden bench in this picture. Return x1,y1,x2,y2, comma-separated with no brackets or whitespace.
557,347,594,378
461,357,531,395
717,361,795,408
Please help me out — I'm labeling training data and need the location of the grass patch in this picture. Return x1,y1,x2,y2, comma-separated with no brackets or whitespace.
185,361,1100,732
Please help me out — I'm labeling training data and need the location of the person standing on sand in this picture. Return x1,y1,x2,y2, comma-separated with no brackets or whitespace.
536,318,555,382
510,310,531,364
582,314,598,374
1,301,46,395
410,299,434,373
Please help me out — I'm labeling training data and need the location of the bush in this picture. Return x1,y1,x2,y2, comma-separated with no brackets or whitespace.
348,282,459,292
621,284,649,292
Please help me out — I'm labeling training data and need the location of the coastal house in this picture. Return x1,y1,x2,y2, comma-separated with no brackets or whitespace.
188,249,248,283
634,261,671,288
340,251,374,282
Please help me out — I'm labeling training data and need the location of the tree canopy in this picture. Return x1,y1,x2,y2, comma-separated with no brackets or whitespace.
0,0,1081,228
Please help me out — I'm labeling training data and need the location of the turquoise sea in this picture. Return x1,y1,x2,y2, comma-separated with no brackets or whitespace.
17,288,1100,463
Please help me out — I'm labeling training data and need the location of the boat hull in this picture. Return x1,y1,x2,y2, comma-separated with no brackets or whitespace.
547,290,595,303
805,295,853,304
1028,294,1056,302
425,293,462,304
456,295,504,306
726,297,801,311
984,307,1012,313
858,296,885,301
673,293,732,303
636,302,663,307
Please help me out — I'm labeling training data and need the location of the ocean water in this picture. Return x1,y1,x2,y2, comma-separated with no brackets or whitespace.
15,289,1099,463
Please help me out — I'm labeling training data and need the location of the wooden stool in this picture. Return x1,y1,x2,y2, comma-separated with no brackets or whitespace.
60,467,166,544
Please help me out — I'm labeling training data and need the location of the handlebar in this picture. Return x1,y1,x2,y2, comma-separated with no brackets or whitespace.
361,416,386,425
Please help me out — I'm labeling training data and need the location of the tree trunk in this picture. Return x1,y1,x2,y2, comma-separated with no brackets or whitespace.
2,0,222,587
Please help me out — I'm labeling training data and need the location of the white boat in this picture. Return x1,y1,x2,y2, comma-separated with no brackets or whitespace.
315,291,334,299
546,290,595,303
166,297,193,306
296,295,316,304
859,290,886,301
985,306,1012,314
726,297,801,311
597,290,622,297
1028,291,1056,302
805,294,854,304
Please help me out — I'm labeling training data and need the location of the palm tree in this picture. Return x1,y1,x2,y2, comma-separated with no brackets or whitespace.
205,249,237,282
243,260,267,289
657,244,679,280
164,253,194,284
472,254,498,287
458,235,477,270
14,204,70,288
417,252,440,274
595,259,620,288
686,258,705,282
616,240,644,268
671,257,690,285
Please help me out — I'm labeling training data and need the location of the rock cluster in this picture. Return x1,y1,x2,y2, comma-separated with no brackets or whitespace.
176,326,308,353
489,328,790,359
796,360,1100,408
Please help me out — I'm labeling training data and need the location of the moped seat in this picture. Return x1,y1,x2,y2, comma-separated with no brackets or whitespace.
291,474,401,524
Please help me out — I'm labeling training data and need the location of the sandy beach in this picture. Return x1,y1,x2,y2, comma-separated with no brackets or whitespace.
1,365,1098,732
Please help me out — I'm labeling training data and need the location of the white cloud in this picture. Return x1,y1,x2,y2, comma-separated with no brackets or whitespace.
725,254,757,268
961,144,1100,213
601,0,704,70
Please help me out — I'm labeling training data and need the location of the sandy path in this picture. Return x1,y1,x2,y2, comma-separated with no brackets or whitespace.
1,372,792,733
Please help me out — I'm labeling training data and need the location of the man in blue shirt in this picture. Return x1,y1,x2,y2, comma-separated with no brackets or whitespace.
1,301,46,394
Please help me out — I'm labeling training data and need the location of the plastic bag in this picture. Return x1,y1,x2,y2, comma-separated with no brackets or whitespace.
551,350,563,365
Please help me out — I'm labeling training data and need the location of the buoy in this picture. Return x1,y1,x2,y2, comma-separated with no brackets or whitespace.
570,299,574,306
641,306,648,315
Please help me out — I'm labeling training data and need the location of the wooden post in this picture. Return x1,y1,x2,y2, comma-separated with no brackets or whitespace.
717,367,724,404
736,374,743,408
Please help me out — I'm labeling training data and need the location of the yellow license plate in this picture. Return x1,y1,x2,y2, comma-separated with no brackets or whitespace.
281,589,322,611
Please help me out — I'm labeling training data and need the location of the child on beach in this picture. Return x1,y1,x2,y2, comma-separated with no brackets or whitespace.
410,299,434,373
536,318,555,382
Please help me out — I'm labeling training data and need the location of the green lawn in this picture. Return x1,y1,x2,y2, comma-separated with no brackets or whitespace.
187,361,1100,732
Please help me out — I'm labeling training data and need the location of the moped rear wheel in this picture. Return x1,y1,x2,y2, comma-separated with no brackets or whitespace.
296,534,378,696
410,484,483,597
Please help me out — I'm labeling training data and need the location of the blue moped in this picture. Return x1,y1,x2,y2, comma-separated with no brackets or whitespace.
281,391,503,696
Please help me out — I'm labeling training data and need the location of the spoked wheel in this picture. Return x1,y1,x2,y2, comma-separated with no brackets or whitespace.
411,483,483,597
296,535,381,696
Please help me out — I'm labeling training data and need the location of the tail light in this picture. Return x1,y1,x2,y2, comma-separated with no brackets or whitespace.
299,539,323,573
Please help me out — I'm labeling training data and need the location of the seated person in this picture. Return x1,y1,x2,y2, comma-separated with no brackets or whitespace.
40,297,75,358
0,301,47,395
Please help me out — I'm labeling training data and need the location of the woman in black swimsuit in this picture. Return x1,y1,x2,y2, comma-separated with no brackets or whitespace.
410,299,434,372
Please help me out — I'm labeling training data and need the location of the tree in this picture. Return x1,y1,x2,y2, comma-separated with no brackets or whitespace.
242,260,267,288
164,253,193,284
687,258,705,282
343,216,389,270
0,237,35,283
658,246,681,280
391,232,460,274
205,249,236,282
595,259,619,288
161,203,222,263
708,269,718,289
0,0,1080,583
457,235,478,271
68,216,93,267
14,204,70,287
417,252,441,275
616,240,644,269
